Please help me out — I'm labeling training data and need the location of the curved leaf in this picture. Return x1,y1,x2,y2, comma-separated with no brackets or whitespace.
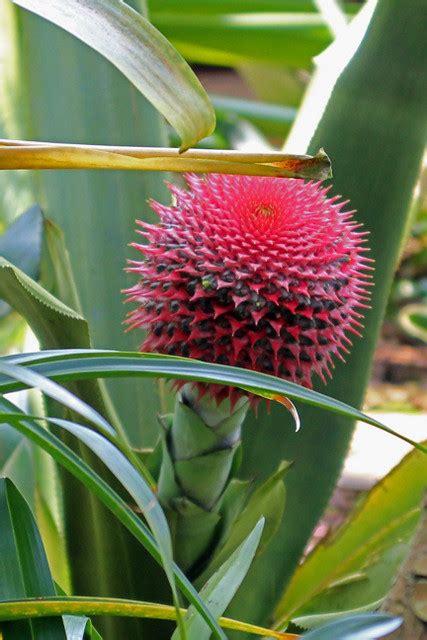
274,443,427,626
2,349,425,454
13,0,215,150
173,519,265,640
0,478,66,639
0,362,114,437
0,595,294,639
0,396,225,640
301,613,401,639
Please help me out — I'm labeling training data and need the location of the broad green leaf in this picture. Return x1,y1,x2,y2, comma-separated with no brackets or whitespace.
0,478,66,639
152,12,333,68
40,217,82,313
172,519,265,640
0,595,292,639
13,0,215,150
148,0,361,14
0,396,225,640
0,257,118,429
233,0,427,628
198,462,289,583
1,349,425,454
274,443,427,626
301,613,401,639
0,205,43,317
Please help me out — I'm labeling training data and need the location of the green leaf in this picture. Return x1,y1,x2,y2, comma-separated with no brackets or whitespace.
211,94,296,137
301,613,402,639
149,0,362,13
152,11,333,68
0,378,181,635
233,0,427,627
0,595,290,639
198,462,289,583
274,443,427,626
13,0,215,150
0,361,115,437
47,417,181,630
0,478,66,639
172,519,265,640
0,257,118,428
2,349,425,454
0,396,226,640
0,205,43,317
2,3,174,634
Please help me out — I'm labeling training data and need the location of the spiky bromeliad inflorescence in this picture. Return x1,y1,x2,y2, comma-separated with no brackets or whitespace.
125,174,371,406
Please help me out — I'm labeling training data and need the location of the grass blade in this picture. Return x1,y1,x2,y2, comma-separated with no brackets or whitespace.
0,396,226,640
1,350,425,454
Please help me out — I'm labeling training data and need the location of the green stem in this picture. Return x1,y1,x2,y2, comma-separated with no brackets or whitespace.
158,384,249,572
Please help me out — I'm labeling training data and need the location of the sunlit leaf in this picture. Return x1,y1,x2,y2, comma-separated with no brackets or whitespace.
172,519,264,640
274,443,427,627
301,613,401,639
12,0,215,149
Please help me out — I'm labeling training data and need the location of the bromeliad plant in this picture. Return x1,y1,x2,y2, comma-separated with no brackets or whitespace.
0,0,426,639
124,172,371,570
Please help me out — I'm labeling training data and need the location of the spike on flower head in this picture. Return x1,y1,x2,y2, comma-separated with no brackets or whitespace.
124,174,372,407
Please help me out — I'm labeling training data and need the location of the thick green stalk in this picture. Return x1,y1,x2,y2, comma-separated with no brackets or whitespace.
158,385,249,572
228,0,427,630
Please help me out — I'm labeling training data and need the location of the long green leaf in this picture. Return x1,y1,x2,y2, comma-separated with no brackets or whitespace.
274,443,427,626
232,0,427,628
301,613,401,639
1,349,425,453
172,519,264,640
0,396,226,640
0,388,180,635
0,362,114,437
13,0,215,150
0,596,292,639
149,0,360,14
152,12,331,68
0,478,66,640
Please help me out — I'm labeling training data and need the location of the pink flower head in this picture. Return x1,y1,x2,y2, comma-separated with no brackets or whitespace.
125,174,372,405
